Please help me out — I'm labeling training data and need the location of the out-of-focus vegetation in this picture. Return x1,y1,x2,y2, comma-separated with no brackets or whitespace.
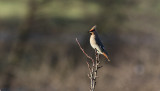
0,0,160,91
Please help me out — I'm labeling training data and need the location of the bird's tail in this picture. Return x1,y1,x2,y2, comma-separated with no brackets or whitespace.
102,52,110,62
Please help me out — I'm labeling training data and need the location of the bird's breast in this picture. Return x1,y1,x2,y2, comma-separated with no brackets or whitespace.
90,35,99,49
90,35,96,47
90,35,103,54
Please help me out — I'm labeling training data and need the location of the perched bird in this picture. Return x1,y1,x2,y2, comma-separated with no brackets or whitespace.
89,25,110,62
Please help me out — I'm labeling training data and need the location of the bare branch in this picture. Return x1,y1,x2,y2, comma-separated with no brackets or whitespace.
76,38,103,91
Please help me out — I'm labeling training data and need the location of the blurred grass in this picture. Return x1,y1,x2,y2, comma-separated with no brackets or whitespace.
0,0,101,19
40,1,101,19
0,0,28,19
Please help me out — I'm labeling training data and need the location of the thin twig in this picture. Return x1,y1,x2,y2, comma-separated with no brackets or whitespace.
76,38,94,64
86,61,91,72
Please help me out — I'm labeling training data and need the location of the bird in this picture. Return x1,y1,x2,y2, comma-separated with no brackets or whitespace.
89,25,110,62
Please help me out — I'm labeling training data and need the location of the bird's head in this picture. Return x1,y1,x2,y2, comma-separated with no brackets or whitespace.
89,25,96,35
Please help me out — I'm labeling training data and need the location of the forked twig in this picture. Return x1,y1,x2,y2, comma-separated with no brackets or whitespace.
76,38,102,91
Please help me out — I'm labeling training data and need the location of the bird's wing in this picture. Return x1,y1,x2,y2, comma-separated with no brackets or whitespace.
95,35,105,51
95,35,109,55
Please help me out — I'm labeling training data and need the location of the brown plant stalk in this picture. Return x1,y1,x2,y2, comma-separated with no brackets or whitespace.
76,38,102,91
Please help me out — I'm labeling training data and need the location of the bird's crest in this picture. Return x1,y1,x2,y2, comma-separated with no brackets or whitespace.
89,25,96,32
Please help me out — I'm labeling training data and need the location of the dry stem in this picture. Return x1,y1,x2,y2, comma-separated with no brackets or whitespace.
76,38,102,91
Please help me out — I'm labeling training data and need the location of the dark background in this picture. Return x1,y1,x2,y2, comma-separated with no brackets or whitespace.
0,0,160,91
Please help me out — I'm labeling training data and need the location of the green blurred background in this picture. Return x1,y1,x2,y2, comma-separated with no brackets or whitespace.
0,0,160,91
